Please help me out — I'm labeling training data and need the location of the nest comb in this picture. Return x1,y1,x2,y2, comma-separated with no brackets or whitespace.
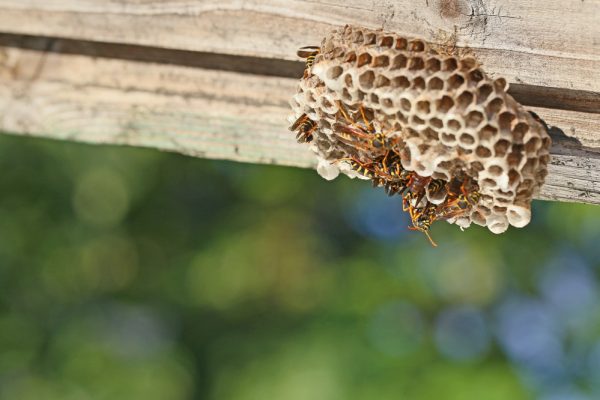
289,25,551,235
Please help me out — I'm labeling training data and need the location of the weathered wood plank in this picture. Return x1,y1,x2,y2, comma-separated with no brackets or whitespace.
0,0,597,92
0,46,598,204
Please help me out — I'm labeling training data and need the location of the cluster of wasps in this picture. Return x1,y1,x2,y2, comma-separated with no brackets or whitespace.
290,47,481,247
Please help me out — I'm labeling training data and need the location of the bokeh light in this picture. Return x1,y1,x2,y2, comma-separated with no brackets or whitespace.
0,134,599,399
434,306,491,362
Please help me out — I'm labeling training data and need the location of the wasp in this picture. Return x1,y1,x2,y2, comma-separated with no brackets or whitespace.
290,113,317,143
333,101,399,153
407,201,438,247
297,46,321,78
335,157,379,179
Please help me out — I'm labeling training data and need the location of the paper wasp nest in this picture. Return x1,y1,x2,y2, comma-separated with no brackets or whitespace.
289,25,551,234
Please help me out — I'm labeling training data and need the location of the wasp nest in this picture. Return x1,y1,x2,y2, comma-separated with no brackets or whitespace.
289,25,551,235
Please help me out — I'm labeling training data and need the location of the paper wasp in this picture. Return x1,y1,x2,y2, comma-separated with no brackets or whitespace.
333,101,399,153
405,177,481,247
290,113,317,143
297,46,321,78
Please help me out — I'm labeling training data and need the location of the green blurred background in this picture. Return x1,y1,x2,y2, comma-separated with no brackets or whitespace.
0,134,598,400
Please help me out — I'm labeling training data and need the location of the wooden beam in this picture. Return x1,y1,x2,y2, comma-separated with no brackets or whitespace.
0,44,598,204
0,0,597,93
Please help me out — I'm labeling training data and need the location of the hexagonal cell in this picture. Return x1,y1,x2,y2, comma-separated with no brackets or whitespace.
442,57,458,72
477,84,494,103
408,57,425,70
426,58,441,72
327,66,344,80
409,39,426,52
448,73,466,90
412,77,426,90
456,90,474,109
390,54,408,70
392,76,410,89
475,145,492,158
427,76,444,91
494,139,511,157
429,117,444,129
486,97,504,115
442,120,460,134
416,100,431,115
436,96,455,113
357,52,373,68
379,36,394,47
358,70,375,89
375,74,391,88
372,55,390,68
465,110,484,128
395,37,408,50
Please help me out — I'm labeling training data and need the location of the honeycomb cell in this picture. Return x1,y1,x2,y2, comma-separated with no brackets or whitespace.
375,75,391,88
443,58,458,71
475,145,492,158
507,151,523,168
416,100,431,115
364,33,377,45
426,58,441,72
381,97,394,108
525,137,541,153
344,74,354,88
494,77,508,92
437,96,454,113
408,57,425,70
380,36,394,47
512,122,529,142
345,51,357,63
429,117,443,129
359,70,375,89
494,139,511,157
373,55,390,68
412,77,426,90
486,98,504,115
470,161,485,173
468,69,484,83
498,111,516,131
477,84,494,103
445,119,460,132
409,39,426,52
391,54,408,70
508,169,520,186
448,74,465,90
465,110,484,128
479,124,498,141
460,57,478,70
427,77,444,90
421,128,439,140
370,93,380,104
441,133,457,145
327,66,343,80
400,98,412,112
395,37,408,50
392,76,410,89
357,53,372,67
488,165,503,176
457,91,474,109
411,115,426,126
460,133,475,145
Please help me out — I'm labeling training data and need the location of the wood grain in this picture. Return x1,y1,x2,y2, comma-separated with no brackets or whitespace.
0,0,597,92
0,45,598,204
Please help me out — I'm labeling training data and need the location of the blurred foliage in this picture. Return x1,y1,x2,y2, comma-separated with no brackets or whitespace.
0,134,598,400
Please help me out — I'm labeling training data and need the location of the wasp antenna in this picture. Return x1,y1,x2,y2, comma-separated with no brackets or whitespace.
423,230,438,247
359,106,374,133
